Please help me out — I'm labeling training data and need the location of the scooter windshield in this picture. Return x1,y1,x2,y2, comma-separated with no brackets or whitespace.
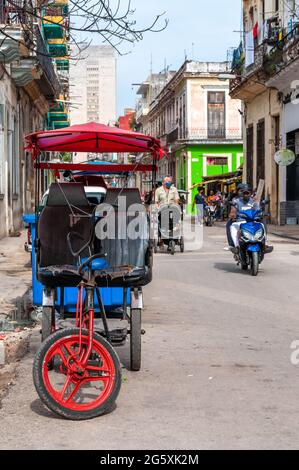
239,209,262,221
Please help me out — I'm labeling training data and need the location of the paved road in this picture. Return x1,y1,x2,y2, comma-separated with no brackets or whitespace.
1,224,299,450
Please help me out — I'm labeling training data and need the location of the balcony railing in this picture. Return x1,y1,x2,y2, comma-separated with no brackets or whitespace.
185,127,243,141
230,24,299,95
0,0,5,22
35,25,60,98
244,41,267,78
1,0,33,25
165,120,178,135
136,99,149,119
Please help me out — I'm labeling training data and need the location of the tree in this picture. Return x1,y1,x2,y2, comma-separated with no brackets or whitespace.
0,0,168,58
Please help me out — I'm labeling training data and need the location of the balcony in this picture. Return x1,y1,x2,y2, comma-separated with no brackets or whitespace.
0,26,29,63
11,58,42,86
35,26,60,99
48,41,68,57
167,127,178,144
136,99,149,120
55,58,69,71
43,5,69,16
51,120,70,129
184,127,242,142
230,42,269,100
230,24,299,100
266,25,299,90
43,16,64,40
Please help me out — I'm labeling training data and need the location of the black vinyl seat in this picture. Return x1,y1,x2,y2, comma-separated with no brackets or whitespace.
37,183,94,287
94,188,152,287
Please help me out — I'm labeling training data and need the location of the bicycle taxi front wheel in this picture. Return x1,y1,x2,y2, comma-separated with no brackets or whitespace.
33,327,121,420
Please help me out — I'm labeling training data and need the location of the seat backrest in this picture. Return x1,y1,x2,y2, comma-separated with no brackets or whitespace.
38,183,94,268
46,182,90,206
104,188,142,207
96,188,148,268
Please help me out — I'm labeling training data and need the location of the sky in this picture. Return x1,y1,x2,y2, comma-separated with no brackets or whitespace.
115,0,242,115
84,0,242,115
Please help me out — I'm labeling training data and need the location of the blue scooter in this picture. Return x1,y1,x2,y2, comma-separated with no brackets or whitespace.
232,209,273,276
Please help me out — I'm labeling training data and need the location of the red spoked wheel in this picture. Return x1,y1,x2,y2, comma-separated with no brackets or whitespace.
33,328,121,420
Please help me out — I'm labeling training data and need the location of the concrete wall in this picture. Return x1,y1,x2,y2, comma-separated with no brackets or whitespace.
0,68,44,238
243,88,282,223
188,77,242,137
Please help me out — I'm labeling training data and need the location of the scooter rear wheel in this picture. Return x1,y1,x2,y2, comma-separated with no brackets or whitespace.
33,328,121,420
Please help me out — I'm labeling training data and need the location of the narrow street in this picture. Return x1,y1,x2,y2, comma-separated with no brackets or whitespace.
0,224,299,450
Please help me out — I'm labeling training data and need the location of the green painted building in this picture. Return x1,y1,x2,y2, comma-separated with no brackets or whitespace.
175,143,243,212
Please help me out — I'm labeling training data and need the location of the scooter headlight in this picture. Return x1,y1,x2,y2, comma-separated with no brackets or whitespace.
241,229,254,241
253,228,264,240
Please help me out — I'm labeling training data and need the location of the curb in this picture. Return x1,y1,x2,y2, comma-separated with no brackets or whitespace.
0,329,32,365
0,328,34,405
268,231,299,242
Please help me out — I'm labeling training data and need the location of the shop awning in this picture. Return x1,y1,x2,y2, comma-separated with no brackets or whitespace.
189,167,243,190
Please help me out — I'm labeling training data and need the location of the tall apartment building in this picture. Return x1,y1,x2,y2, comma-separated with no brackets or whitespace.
230,0,299,224
70,45,117,125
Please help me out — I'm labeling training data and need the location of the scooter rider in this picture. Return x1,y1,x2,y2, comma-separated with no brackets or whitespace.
228,184,259,252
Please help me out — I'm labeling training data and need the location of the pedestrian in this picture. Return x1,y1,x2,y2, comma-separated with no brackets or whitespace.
192,187,206,224
155,176,180,207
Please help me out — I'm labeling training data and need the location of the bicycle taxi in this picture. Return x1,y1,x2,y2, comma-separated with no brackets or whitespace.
24,122,162,420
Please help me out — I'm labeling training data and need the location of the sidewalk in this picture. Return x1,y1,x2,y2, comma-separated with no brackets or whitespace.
267,224,299,242
0,231,31,321
0,231,33,398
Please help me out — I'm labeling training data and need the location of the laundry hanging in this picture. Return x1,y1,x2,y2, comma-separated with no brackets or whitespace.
245,30,254,67
263,20,269,40
253,21,259,39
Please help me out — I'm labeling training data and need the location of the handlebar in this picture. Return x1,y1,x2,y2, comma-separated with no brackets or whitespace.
78,253,107,275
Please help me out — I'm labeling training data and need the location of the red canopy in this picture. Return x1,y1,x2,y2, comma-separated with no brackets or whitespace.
25,122,163,158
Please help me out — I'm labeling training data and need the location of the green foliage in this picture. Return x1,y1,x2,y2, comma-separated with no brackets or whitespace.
61,152,72,162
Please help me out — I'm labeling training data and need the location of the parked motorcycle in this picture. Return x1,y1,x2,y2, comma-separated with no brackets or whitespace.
230,208,273,276
204,203,217,227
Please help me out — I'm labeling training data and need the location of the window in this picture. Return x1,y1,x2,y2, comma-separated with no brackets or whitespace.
207,91,225,138
12,116,20,195
256,119,265,182
207,157,228,166
0,104,4,193
286,129,299,200
246,125,254,187
261,0,265,23
274,115,280,151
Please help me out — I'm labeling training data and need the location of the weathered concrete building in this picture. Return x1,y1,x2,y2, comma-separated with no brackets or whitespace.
230,0,299,224
0,1,61,238
137,61,243,210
